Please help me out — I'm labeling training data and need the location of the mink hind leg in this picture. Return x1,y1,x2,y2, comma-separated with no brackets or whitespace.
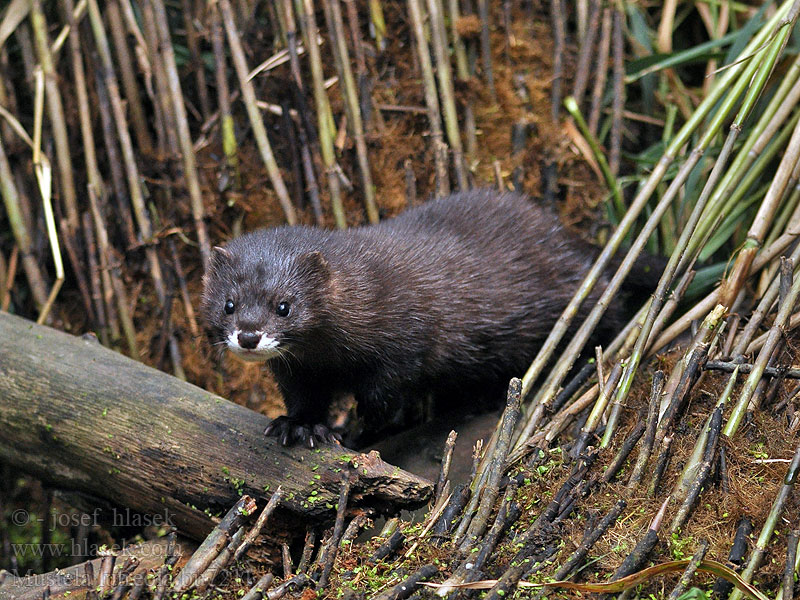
348,375,425,446
265,368,341,447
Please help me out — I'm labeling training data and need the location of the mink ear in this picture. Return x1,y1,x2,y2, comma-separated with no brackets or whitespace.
209,245,233,270
298,251,331,283
212,245,233,259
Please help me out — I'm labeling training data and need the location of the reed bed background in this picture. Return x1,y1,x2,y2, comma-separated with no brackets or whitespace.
4,0,800,598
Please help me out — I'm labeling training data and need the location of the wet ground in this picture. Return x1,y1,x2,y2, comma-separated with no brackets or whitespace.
369,408,502,486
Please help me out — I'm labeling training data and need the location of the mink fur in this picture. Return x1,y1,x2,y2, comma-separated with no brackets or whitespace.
201,189,655,447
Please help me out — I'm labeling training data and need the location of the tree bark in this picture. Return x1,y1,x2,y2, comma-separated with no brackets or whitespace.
0,312,432,540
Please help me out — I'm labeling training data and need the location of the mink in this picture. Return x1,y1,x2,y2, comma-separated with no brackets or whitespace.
201,189,656,447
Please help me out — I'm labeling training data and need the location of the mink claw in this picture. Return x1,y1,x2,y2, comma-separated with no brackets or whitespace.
263,416,299,446
313,424,342,445
265,416,338,447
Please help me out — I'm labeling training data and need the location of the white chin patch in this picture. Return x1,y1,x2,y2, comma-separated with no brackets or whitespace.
226,330,282,362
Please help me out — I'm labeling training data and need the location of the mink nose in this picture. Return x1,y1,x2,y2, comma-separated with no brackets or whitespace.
238,331,261,349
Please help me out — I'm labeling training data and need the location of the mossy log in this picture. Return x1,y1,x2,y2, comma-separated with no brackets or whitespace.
0,312,432,540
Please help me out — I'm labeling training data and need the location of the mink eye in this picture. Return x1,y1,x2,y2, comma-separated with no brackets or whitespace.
276,301,291,317
224,299,235,315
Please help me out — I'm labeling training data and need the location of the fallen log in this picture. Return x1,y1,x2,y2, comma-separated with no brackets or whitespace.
0,312,432,540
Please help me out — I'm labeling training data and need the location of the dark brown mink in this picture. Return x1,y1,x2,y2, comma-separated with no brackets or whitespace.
201,189,656,447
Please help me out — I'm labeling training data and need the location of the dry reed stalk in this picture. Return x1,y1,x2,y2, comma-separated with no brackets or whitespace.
549,0,565,122
47,0,87,56
218,0,297,225
599,367,630,449
609,7,624,176
85,2,149,235
168,240,200,339
343,0,366,77
588,7,611,136
643,269,694,352
316,475,351,589
270,1,288,48
1,251,17,310
172,496,257,594
81,212,110,345
282,0,323,224
107,0,154,156
63,0,118,334
29,0,79,234
657,0,678,53
519,151,704,444
426,0,467,189
537,499,626,600
448,0,476,165
63,0,104,202
655,306,725,450
477,0,494,100
723,242,800,373
407,0,449,196
240,573,274,600
322,0,379,223
28,65,64,321
447,0,468,81
685,82,800,265
87,0,169,332
493,160,503,190
669,408,722,533
571,0,600,109
87,185,139,360
368,0,386,50
457,379,520,550
668,541,710,600
781,531,800,600
209,1,241,188
81,137,121,342
0,50,18,146
299,0,346,227
721,126,800,308
150,0,212,269
655,202,800,353
14,24,36,95
91,59,137,248
624,370,665,490
181,0,211,120
56,217,92,323
296,529,316,575
194,528,245,594
434,430,457,505
0,132,49,309
140,0,179,154
233,487,283,562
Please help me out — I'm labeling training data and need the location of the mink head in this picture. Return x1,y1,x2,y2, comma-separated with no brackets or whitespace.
201,230,332,363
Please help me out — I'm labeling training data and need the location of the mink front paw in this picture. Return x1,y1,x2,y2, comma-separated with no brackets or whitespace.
264,416,342,448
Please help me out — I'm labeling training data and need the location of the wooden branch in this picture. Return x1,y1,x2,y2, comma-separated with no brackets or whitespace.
0,538,193,600
0,312,432,541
